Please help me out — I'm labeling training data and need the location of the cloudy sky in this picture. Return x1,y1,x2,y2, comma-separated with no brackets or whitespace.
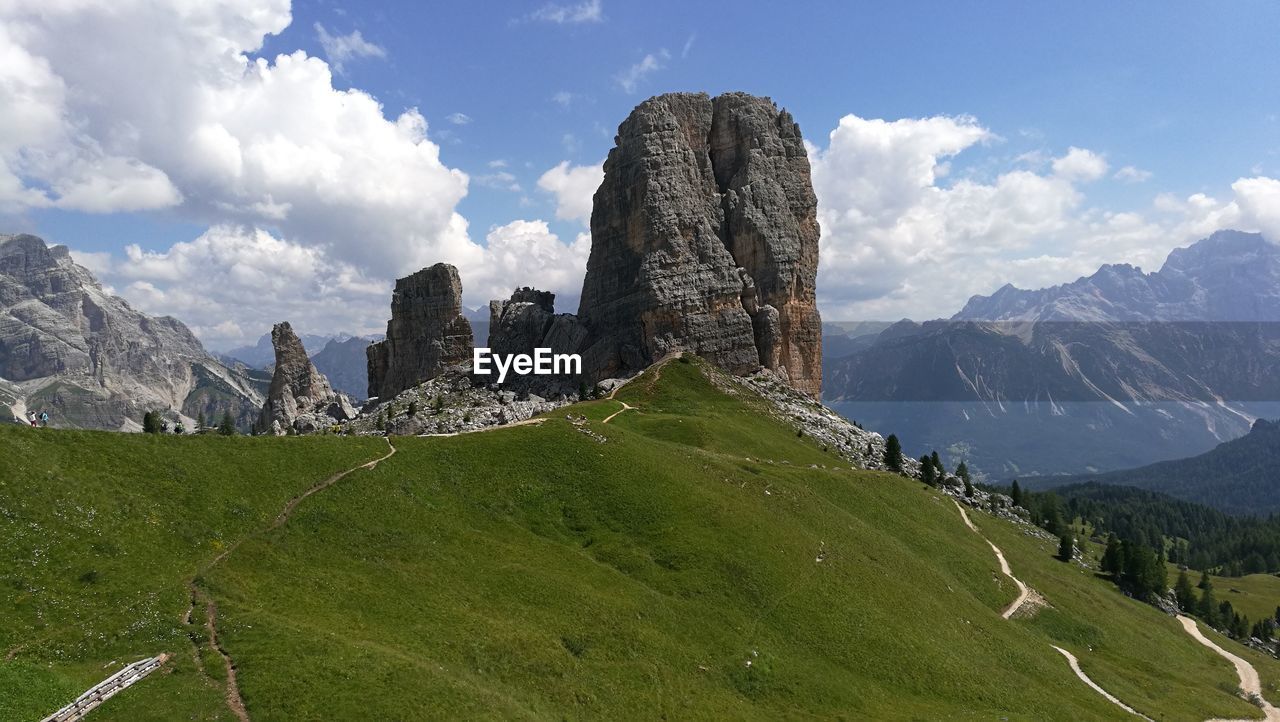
3,0,1279,349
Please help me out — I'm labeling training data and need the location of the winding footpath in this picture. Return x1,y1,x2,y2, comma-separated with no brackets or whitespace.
601,401,634,424
953,498,1280,721
951,500,1031,619
951,500,1149,718
1178,615,1280,722
181,436,398,722
1052,646,1152,721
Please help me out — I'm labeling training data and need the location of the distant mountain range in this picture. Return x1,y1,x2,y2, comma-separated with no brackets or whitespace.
0,234,266,430
956,230,1280,322
1028,417,1280,517
824,230,1280,479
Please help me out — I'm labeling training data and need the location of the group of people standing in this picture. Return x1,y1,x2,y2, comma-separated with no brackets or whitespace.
25,410,49,427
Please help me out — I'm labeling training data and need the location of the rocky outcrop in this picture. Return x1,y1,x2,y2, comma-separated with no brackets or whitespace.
487,288,557,357
366,263,473,400
257,322,355,435
0,233,264,430
575,92,821,396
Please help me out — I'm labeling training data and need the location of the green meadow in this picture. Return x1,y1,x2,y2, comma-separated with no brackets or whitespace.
3,358,1277,720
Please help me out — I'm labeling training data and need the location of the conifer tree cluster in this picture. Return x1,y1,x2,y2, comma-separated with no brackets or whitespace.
1171,568,1274,641
1098,533,1167,600
883,434,903,474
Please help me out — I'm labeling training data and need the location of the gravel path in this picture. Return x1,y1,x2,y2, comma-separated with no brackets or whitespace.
1178,615,1280,722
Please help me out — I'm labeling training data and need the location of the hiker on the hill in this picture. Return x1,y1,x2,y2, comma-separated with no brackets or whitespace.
28,411,37,427
39,411,48,427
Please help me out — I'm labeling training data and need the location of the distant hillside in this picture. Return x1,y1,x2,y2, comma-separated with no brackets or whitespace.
310,336,376,399
1027,418,1280,516
1027,481,1280,574
825,231,1280,478
3,358,1276,720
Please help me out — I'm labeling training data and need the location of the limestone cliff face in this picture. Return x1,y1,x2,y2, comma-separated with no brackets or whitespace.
575,92,822,396
709,93,823,396
366,263,473,400
257,321,354,435
0,233,264,430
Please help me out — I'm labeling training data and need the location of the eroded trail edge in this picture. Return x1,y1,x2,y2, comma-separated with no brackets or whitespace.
183,436,398,721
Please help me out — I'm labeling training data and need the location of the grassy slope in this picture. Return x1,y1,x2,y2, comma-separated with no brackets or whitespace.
1163,565,1280,631
0,429,387,721
5,358,1279,720
980,516,1279,720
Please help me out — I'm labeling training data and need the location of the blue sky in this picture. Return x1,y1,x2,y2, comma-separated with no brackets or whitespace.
4,0,1280,348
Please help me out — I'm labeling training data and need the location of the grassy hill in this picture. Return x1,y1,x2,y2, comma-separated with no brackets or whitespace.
3,357,1279,719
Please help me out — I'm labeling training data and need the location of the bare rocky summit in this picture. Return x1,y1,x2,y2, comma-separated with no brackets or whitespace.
366,263,474,401
0,233,264,430
257,321,356,435
485,92,822,397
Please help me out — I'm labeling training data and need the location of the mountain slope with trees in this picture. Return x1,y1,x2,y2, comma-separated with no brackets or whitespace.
1029,418,1280,516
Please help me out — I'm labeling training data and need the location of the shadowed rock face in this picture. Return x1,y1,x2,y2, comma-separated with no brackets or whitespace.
366,263,473,400
0,233,264,430
258,321,354,435
575,91,822,396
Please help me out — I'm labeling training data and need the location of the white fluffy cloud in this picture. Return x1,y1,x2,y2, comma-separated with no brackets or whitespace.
467,220,590,309
524,0,603,24
1051,146,1108,181
314,23,385,74
1114,165,1152,183
808,113,1278,321
615,50,668,94
1,0,593,347
537,160,604,225
92,225,388,348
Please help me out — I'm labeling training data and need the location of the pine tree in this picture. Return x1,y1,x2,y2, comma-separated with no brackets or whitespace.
142,411,158,434
956,461,971,485
1058,533,1075,562
218,411,236,436
964,477,974,498
1174,569,1196,612
1101,534,1123,576
883,434,904,473
407,400,418,417
930,451,944,476
1198,570,1212,590
196,411,206,432
1199,582,1218,626
920,455,937,486
1010,480,1023,508
578,381,588,401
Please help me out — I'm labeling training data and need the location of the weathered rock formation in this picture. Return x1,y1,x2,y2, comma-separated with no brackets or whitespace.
366,263,473,400
0,233,265,430
486,92,822,396
257,322,355,434
488,288,556,357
